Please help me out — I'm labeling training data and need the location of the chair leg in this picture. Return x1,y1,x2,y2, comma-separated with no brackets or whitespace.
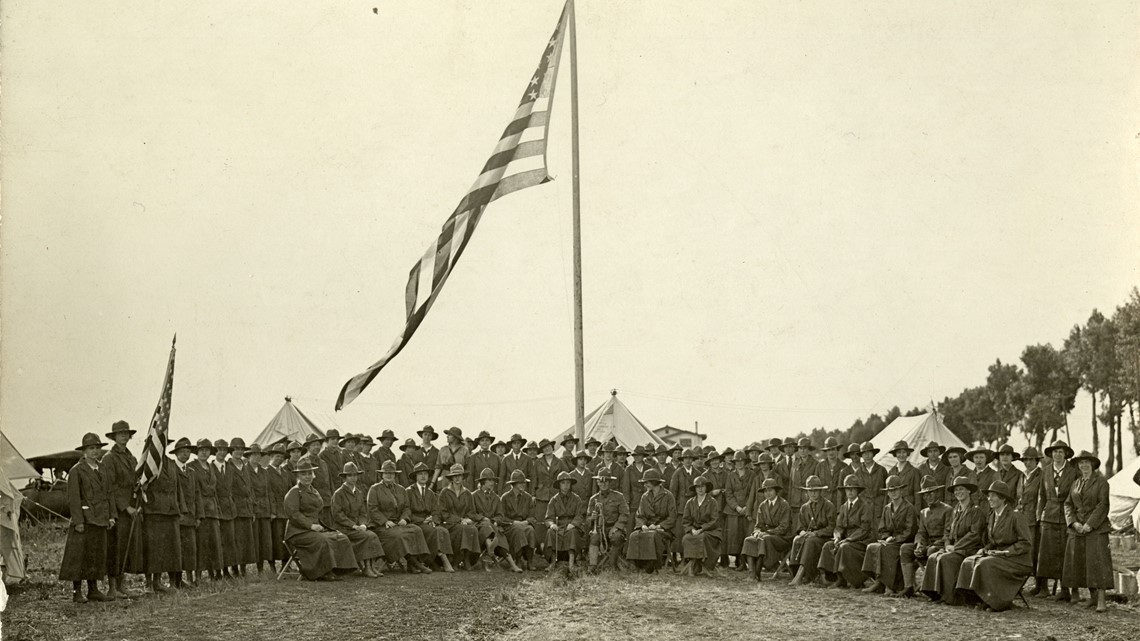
276,554,295,581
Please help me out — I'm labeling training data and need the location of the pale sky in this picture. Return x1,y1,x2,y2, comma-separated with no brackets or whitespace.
2,1,1138,461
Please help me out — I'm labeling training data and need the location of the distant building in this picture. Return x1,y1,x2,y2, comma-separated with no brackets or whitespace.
653,425,706,449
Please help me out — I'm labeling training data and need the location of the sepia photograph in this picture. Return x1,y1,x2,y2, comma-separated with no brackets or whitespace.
1,1,1138,639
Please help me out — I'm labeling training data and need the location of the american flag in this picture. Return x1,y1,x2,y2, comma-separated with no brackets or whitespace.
336,5,569,410
136,335,176,489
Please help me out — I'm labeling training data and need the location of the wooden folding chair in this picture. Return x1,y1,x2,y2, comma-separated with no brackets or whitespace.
276,540,302,581
1015,576,1031,609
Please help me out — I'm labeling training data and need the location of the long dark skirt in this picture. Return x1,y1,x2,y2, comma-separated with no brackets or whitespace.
1037,521,1067,579
626,529,671,561
285,530,357,580
254,518,274,563
723,514,750,555
447,523,481,555
956,554,1030,611
179,523,198,572
921,549,971,605
272,519,289,561
790,533,826,582
371,524,430,562
142,514,183,573
196,519,224,571
340,528,384,565
504,523,536,555
682,530,722,568
107,511,143,575
476,520,510,554
1027,522,1039,575
218,519,237,566
741,534,789,570
1062,532,1113,589
862,541,904,590
59,524,108,581
416,523,453,557
818,540,867,586
545,526,583,552
232,517,257,565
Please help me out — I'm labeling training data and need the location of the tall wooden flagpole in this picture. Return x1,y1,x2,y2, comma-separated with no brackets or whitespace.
569,0,585,442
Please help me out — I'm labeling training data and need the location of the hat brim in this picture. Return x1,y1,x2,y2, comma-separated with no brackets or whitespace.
997,451,1022,461
801,484,830,491
760,484,783,492
293,465,319,474
917,485,946,495
169,443,194,454
885,483,907,492
1072,455,1101,469
965,450,995,462
889,447,914,456
1044,445,1075,458
105,430,137,439
507,478,531,485
76,441,107,451
983,488,1015,503
417,431,439,440
558,478,578,485
948,482,978,494
860,448,881,456
839,484,865,491
197,445,218,455
920,446,946,457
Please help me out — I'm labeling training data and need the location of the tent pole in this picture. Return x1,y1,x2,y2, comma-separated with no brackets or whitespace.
569,0,585,443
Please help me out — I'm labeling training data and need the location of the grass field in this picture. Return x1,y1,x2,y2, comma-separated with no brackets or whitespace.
3,523,1139,641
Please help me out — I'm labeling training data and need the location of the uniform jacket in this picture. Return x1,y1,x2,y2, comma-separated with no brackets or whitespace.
891,462,922,506
943,502,984,553
833,496,874,544
820,458,849,507
531,456,566,502
751,496,791,536
798,498,836,537
568,467,592,489
192,460,220,519
226,459,253,519
248,465,272,519
545,491,585,528
682,494,721,533
916,461,951,493
914,501,951,549
786,456,818,510
587,489,630,533
318,446,345,481
313,454,336,504
745,468,786,513
437,445,471,484
854,462,888,516
366,481,412,527
500,489,536,524
636,489,677,531
102,445,138,514
996,465,1024,502
175,460,202,527
397,450,425,488
214,460,235,520
406,483,442,524
1019,467,1043,523
439,486,476,526
723,468,753,516
591,461,625,497
498,452,533,489
142,455,184,517
969,467,997,513
669,465,699,504
331,483,370,532
1040,462,1078,524
943,464,970,503
283,484,324,539
1064,473,1110,535
68,459,113,528
266,464,292,519
982,506,1032,565
373,446,397,467
876,499,917,543
359,452,379,488
472,488,506,526
623,462,653,513
468,450,501,491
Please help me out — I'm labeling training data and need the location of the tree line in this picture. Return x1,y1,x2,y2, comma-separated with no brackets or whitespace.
794,287,1140,477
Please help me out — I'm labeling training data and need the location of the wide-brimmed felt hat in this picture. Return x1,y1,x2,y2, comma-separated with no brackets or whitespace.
506,469,530,485
443,426,463,440
600,442,617,453
733,450,749,462
706,450,723,463
592,470,618,481
169,437,194,454
759,477,781,492
616,444,629,455
801,475,828,491
965,447,994,463
884,475,906,491
767,437,783,449
744,442,764,454
379,460,398,474
410,462,432,477
756,452,774,466
292,456,319,473
888,440,913,456
644,444,658,455
995,443,1021,460
1021,446,1043,460
477,467,497,483
243,443,263,457
839,474,865,491
984,480,1016,503
539,438,555,451
378,429,397,442
859,442,880,456
690,475,714,491
680,448,697,460
339,461,363,476
339,433,360,446
267,443,287,457
573,449,591,462
642,468,664,484
360,435,375,446
919,441,945,457
508,433,526,445
947,475,977,494
556,470,577,485
325,429,341,440
105,420,136,439
1043,440,1074,459
523,440,539,452
195,438,218,454
781,437,797,449
560,434,579,447
77,432,107,451
417,425,438,440
304,433,324,446
821,437,841,451
633,445,647,456
445,463,466,478
213,439,231,453
722,447,735,456
492,441,507,451
940,446,966,466
398,438,420,452
1071,450,1101,470
229,437,247,450
917,475,944,495
476,430,493,442
668,444,682,454
585,437,602,447
797,437,816,451
843,443,862,459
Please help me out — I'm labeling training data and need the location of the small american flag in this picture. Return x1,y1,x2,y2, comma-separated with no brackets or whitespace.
136,335,176,488
337,4,569,410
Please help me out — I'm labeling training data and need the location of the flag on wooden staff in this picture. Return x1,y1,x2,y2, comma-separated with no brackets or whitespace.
136,334,176,489
336,4,569,410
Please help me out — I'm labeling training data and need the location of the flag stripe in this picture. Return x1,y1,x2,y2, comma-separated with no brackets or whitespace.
136,336,176,491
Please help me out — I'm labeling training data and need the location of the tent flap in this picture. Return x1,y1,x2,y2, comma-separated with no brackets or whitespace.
869,413,970,471
551,393,667,451
251,398,330,449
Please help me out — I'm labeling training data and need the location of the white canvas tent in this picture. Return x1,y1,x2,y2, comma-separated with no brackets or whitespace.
251,397,330,449
551,392,668,452
1109,455,1140,532
869,412,970,471
1,430,38,581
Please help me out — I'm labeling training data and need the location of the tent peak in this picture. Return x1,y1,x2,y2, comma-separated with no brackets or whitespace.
285,395,293,403
610,388,618,396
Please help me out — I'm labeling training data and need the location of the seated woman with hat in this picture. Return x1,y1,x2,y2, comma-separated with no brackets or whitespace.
680,475,722,577
741,477,790,581
471,467,523,572
586,470,630,571
818,474,874,589
59,433,116,603
898,475,950,598
330,462,385,578
283,457,359,581
544,471,586,571
439,463,482,570
366,460,432,574
626,468,676,573
861,475,916,596
788,475,835,586
406,462,456,572
920,475,985,605
954,479,1032,611
1062,451,1113,613
500,469,539,570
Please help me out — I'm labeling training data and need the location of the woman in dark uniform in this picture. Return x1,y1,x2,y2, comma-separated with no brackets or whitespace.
171,437,200,588
500,469,539,570
59,433,115,603
741,477,790,581
283,457,357,581
367,460,433,574
955,480,1032,611
226,437,256,577
330,461,385,578
789,475,835,586
472,467,523,572
921,475,984,605
1038,439,1078,601
212,439,237,578
192,439,224,581
680,475,722,577
439,464,482,570
819,474,874,589
1062,451,1113,612
140,438,183,593
544,471,585,571
723,451,754,571
626,468,675,573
